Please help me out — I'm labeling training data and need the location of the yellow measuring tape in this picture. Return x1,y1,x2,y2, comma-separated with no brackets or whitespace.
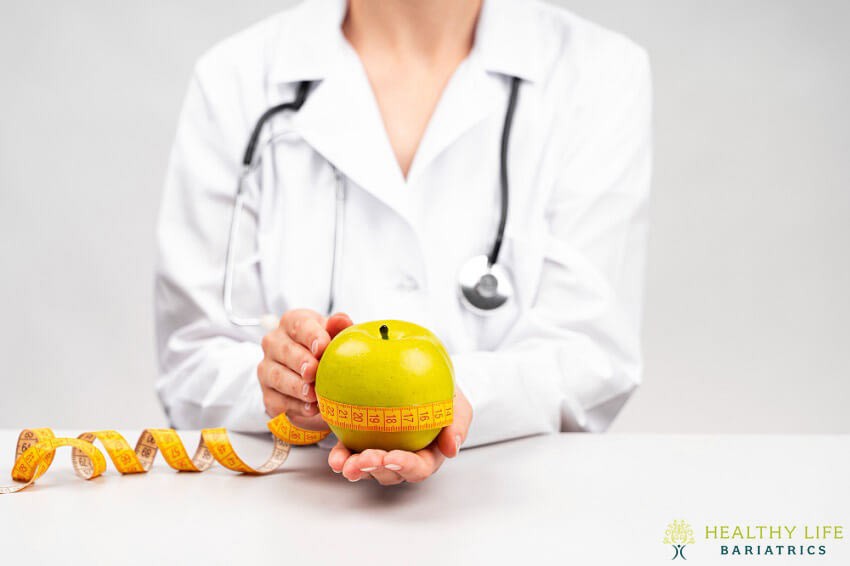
1,395,453,494
317,396,453,432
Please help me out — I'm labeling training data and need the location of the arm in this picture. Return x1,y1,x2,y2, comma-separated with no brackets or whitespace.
156,62,358,432
455,47,653,447
154,64,268,431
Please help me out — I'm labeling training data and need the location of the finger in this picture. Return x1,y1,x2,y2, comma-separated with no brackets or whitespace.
328,441,351,474
265,332,317,382
437,390,473,458
262,389,319,419
326,312,354,339
258,359,315,402
371,468,404,486
285,412,329,432
294,397,320,418
283,310,330,357
356,449,386,475
382,450,426,482
341,452,368,482
384,445,445,483
261,388,289,418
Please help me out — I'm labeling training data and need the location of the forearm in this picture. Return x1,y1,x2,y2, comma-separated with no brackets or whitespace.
453,318,640,447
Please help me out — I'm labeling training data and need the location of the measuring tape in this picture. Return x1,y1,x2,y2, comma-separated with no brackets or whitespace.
317,396,453,432
0,395,453,494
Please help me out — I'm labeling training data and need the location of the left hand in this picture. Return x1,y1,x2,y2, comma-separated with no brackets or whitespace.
327,389,473,485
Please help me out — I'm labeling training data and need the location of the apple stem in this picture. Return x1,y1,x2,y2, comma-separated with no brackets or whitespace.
380,324,389,340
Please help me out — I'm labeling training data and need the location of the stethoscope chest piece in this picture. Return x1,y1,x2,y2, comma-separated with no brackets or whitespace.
458,254,514,315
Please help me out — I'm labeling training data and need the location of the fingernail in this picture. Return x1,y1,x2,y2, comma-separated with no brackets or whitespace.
300,362,308,376
455,434,462,454
304,402,313,412
360,467,378,472
301,383,309,398
311,339,318,354
385,464,402,471
332,468,341,474
348,477,360,482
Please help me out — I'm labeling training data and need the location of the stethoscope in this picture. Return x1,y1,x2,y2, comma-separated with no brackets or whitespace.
224,76,521,330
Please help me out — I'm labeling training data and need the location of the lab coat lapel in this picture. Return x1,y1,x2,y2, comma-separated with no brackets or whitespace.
406,56,503,185
404,0,544,184
291,41,411,223
268,0,544,225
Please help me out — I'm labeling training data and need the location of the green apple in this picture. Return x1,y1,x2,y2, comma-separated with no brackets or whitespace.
316,320,454,452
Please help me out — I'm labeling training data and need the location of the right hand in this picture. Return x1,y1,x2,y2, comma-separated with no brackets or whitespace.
258,309,353,429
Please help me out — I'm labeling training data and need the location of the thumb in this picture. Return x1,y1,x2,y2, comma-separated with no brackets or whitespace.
326,312,353,338
436,389,472,459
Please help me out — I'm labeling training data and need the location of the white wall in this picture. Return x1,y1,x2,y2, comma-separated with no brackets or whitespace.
1,1,848,432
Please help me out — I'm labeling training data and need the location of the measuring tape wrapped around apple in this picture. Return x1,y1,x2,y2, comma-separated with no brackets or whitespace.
1,320,454,494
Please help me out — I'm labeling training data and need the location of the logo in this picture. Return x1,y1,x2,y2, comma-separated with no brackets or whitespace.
664,519,696,560
660,520,843,560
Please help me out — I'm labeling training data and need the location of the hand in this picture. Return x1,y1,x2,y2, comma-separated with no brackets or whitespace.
258,309,353,429
328,389,473,485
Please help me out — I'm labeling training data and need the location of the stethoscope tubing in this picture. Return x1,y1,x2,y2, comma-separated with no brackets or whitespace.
224,75,520,327
490,76,520,267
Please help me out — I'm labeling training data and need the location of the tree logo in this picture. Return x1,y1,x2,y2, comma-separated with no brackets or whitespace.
664,519,696,560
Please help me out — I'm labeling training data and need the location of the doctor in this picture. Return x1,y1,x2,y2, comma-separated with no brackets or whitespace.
155,0,652,485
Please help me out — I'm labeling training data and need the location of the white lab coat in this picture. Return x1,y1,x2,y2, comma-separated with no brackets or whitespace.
155,0,652,447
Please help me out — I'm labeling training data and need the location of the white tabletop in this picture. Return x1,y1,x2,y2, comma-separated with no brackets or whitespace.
1,431,848,565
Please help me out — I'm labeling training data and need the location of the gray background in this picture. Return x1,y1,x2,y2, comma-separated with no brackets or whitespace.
1,1,848,432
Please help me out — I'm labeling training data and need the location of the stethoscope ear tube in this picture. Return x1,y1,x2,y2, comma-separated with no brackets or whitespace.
224,81,312,328
487,76,521,268
223,174,257,327
326,166,346,316
241,80,312,167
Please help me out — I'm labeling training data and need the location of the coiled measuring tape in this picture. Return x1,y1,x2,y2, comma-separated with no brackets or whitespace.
0,395,453,494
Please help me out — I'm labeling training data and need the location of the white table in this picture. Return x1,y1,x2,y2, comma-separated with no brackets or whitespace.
1,431,848,565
